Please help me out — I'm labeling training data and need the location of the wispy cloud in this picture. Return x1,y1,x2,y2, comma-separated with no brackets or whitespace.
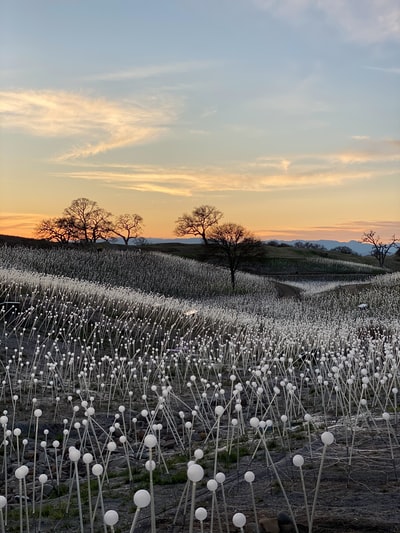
256,220,400,240
57,141,397,197
365,65,400,74
0,89,178,160
333,137,400,164
85,60,218,81
253,0,400,44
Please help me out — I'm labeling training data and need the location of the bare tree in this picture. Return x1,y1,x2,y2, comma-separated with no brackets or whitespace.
35,216,78,243
63,198,113,244
174,205,223,245
209,222,265,290
361,230,399,267
111,213,144,250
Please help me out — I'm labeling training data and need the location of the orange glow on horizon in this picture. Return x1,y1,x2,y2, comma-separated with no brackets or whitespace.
1,215,398,243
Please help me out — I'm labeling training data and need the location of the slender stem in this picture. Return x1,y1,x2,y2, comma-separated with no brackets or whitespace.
299,467,310,529
18,479,23,533
23,478,30,533
86,463,94,533
0,508,5,533
250,484,259,533
149,448,156,533
74,462,84,533
309,444,327,533
129,508,140,533
214,416,221,478
32,417,39,513
38,483,44,532
188,481,197,533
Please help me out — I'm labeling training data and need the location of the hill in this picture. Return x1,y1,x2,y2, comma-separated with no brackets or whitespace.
143,241,399,279
1,233,399,279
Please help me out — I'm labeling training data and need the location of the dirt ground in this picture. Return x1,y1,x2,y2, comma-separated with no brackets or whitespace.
2,408,399,533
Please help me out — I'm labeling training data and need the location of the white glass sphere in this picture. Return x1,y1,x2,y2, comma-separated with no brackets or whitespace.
34,409,42,418
250,417,259,428
134,489,151,508
69,447,81,462
215,405,224,417
382,412,390,421
244,471,255,483
187,464,204,483
144,434,157,449
13,428,21,437
145,460,156,472
233,512,246,528
15,465,29,479
104,510,119,526
194,449,204,460
0,495,6,509
92,464,103,477
83,453,93,464
39,474,48,484
207,479,218,492
195,507,207,521
215,472,226,484
321,431,334,446
107,442,117,452
292,454,304,467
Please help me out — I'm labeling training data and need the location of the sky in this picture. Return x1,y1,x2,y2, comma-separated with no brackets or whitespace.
0,0,399,242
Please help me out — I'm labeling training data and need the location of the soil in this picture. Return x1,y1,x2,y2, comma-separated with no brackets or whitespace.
2,404,399,533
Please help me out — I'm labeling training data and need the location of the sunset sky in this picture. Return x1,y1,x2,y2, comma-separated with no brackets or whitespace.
1,0,399,241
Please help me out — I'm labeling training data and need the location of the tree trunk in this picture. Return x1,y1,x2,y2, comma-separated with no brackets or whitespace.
229,266,236,292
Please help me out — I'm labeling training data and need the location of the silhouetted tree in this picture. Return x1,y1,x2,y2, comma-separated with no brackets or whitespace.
35,216,78,243
294,241,327,251
63,198,113,244
331,246,353,254
361,230,399,267
111,213,144,250
174,205,223,245
209,222,265,291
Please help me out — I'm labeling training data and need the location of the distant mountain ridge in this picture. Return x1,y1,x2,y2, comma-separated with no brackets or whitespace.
144,237,374,255
0,234,378,256
278,239,374,255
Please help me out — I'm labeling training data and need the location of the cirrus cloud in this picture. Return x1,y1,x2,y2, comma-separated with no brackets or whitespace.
0,89,178,160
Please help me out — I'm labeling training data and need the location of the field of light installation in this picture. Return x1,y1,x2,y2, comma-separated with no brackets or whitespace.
0,246,399,532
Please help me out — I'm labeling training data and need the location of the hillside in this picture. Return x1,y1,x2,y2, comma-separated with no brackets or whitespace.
143,241,399,279
1,233,399,280
0,246,399,532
